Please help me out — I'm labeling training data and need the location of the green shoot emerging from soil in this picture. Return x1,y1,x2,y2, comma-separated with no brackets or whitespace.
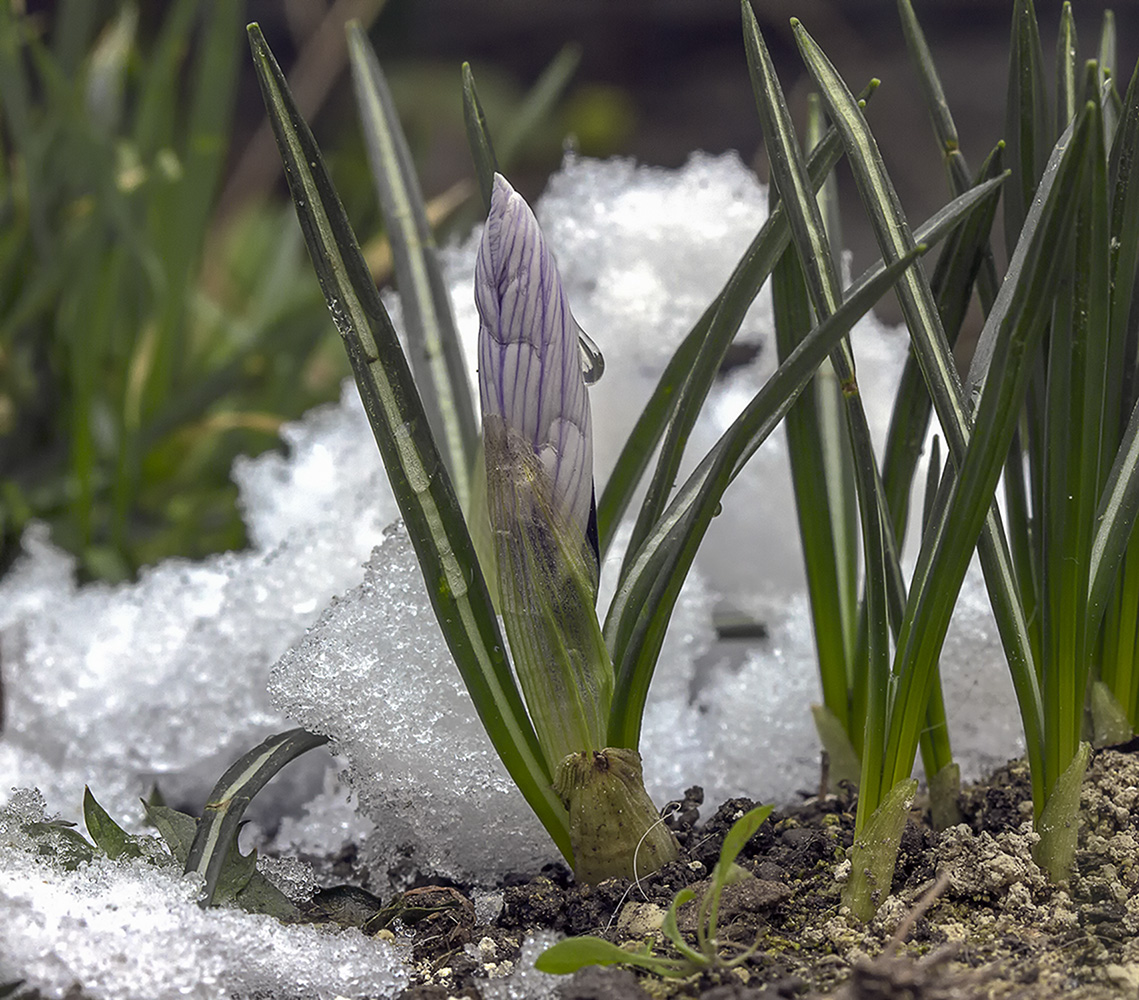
534,804,775,978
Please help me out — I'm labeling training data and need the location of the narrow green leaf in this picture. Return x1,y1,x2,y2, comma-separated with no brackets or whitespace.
143,0,244,418
461,62,498,212
896,0,958,166
1090,680,1132,746
928,761,962,831
349,22,478,504
1107,56,1139,426
604,79,879,564
1004,0,1052,253
498,43,581,165
133,0,197,156
711,804,773,889
916,437,955,797
52,0,99,73
773,239,854,732
1039,73,1109,787
144,803,198,866
794,18,1047,810
534,935,690,977
749,8,898,818
884,108,1091,796
895,0,1000,305
184,728,328,906
842,777,917,920
1098,10,1117,91
83,786,141,860
247,24,570,860
1056,4,1079,131
744,4,842,315
605,247,924,749
661,887,707,967
881,145,1005,545
1089,396,1139,627
1032,741,1089,879
811,704,862,788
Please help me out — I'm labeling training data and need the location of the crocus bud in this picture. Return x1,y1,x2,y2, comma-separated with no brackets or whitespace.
476,174,597,570
476,174,609,769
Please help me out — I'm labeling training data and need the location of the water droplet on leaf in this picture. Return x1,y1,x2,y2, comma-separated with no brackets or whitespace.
574,317,604,386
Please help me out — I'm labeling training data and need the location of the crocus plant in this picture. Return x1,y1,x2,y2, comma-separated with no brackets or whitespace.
476,174,678,880
244,6,1012,904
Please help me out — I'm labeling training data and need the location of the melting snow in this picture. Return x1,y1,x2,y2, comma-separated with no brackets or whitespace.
0,153,1018,997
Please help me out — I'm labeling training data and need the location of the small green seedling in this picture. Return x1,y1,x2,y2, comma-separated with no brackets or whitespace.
8,728,326,921
534,803,774,979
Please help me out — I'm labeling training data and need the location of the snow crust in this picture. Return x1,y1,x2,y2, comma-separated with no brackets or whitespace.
0,152,1019,997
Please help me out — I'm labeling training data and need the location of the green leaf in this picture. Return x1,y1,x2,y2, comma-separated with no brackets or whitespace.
661,887,707,968
211,824,258,904
1039,72,1109,789
1089,396,1139,628
1056,4,1079,131
793,17,1048,812
144,803,198,867
774,240,855,736
1098,10,1117,94
1090,680,1132,747
842,777,917,920
708,805,774,939
745,7,899,817
1004,0,1052,254
605,246,924,749
882,145,1004,547
348,22,477,505
896,0,957,166
83,786,141,860
895,0,1001,305
234,868,303,920
928,761,962,831
605,78,879,565
498,44,581,166
202,822,301,921
246,24,571,862
460,49,579,210
754,47,859,711
884,107,1092,798
811,704,862,788
1032,741,1090,880
461,62,498,212
21,820,95,869
713,804,773,884
534,935,690,977
184,727,328,906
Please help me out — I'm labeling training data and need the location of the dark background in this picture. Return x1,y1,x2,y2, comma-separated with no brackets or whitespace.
237,0,1137,324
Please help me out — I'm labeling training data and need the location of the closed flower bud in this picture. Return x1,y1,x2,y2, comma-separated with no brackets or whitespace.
475,173,611,771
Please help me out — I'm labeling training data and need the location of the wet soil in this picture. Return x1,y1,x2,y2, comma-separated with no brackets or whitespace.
328,746,1139,1000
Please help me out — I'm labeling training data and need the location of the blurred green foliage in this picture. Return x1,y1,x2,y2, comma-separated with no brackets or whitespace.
0,0,345,580
0,0,613,582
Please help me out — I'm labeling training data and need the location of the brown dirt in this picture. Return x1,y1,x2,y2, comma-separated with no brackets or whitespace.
305,747,1139,1000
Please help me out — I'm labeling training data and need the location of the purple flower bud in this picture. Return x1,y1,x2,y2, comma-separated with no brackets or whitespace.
476,174,594,547
475,173,608,765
